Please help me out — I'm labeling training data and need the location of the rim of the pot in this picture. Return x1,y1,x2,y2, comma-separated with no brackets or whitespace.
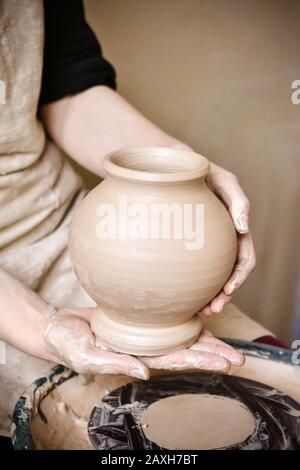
103,147,210,183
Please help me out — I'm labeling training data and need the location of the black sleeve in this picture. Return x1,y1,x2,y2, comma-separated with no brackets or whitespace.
39,0,116,106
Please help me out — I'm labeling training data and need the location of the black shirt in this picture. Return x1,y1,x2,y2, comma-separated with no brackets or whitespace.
39,0,116,106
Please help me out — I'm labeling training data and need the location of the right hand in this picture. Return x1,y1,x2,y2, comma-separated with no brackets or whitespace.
141,329,244,372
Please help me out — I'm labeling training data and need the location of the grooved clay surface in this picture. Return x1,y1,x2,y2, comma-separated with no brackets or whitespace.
69,147,237,354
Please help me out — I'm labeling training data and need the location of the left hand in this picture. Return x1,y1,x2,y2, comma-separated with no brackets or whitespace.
141,329,244,372
202,162,256,315
172,144,256,315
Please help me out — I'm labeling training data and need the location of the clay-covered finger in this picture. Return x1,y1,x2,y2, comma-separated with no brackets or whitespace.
224,232,256,296
82,348,150,380
189,341,244,367
218,177,250,234
207,164,250,234
209,291,232,313
192,329,245,366
200,290,232,316
142,350,230,372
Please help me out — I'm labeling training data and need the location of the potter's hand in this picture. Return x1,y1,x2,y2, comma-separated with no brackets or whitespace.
171,144,256,314
44,308,149,379
202,162,256,315
141,329,244,372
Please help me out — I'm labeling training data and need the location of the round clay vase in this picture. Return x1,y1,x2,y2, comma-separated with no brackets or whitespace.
68,147,237,356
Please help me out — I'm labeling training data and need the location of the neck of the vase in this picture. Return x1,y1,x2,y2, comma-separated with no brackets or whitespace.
103,147,209,185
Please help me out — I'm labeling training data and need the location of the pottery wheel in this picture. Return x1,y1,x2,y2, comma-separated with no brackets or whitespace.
88,372,300,450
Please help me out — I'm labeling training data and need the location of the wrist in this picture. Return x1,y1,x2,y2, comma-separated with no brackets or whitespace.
35,305,62,364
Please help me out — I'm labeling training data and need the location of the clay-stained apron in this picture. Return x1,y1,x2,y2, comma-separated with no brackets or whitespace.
0,0,94,434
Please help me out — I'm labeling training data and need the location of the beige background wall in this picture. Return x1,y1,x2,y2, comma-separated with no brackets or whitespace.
83,0,300,342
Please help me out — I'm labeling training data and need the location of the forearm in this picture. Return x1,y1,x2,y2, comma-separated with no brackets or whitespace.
40,86,188,178
0,268,58,362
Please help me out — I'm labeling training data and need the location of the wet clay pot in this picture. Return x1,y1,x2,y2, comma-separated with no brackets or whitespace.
68,147,237,355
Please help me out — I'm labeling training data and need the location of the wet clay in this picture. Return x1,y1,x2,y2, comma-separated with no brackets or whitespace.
89,370,300,450
140,394,255,450
68,147,237,355
31,356,300,450
31,374,134,450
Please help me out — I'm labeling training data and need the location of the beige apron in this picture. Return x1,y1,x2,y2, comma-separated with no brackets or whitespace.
0,0,95,434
